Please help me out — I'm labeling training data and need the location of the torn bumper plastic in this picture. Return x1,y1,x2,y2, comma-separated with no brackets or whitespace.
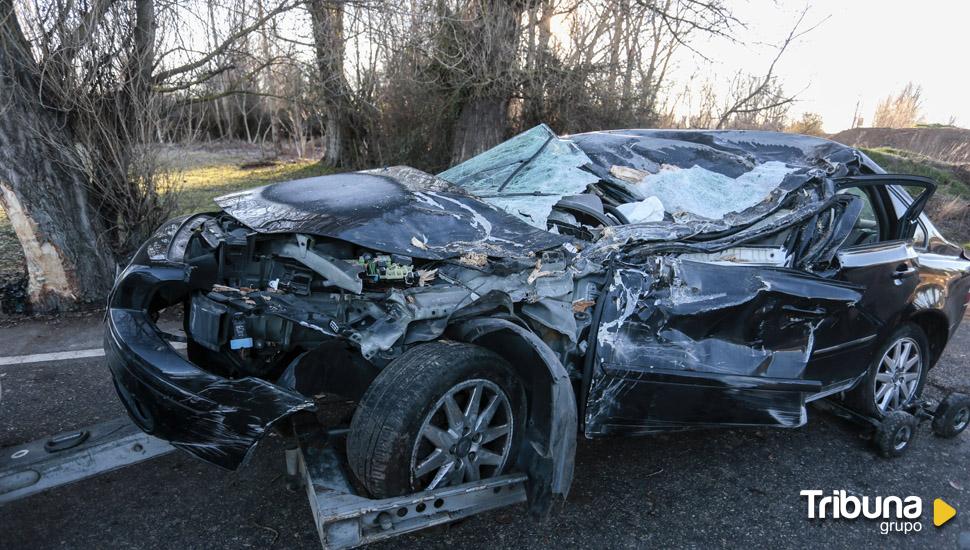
104,264,314,470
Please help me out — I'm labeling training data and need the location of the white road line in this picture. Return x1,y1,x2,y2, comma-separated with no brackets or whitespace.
0,342,187,367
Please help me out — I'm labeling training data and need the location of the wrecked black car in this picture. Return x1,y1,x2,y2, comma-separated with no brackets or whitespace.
105,126,970,513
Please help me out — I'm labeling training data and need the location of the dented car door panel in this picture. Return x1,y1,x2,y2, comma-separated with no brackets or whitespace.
837,242,920,328
802,241,920,386
584,261,862,434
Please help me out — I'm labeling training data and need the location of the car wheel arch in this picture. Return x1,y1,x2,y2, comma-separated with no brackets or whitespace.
446,317,577,517
906,310,950,367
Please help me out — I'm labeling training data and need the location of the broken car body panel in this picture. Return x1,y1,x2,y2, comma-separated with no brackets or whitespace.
104,264,315,469
105,126,970,513
586,261,865,434
215,171,568,260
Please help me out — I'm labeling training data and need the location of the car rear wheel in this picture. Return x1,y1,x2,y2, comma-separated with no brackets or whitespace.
347,341,525,498
848,323,929,419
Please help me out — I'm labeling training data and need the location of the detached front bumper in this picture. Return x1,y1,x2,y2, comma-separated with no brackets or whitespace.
104,263,314,470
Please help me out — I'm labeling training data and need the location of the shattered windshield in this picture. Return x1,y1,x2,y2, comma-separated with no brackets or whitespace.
438,125,599,228
440,126,832,240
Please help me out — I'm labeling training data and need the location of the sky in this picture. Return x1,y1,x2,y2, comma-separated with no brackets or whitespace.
676,0,970,132
160,0,968,134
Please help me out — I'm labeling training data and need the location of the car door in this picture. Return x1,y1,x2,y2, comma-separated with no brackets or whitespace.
803,175,936,387
583,259,863,436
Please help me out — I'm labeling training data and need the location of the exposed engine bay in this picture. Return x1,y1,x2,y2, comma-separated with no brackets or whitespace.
169,214,587,390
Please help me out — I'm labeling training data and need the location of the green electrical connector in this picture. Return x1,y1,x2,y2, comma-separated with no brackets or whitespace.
356,255,414,283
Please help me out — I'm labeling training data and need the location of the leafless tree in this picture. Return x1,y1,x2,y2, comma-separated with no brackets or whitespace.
0,0,296,311
850,99,864,129
714,7,820,129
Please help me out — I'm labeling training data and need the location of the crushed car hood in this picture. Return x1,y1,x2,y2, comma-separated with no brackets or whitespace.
214,171,568,260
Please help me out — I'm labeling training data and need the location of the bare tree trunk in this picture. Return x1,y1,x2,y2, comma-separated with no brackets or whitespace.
307,0,360,168
452,97,509,164
241,97,254,142
0,1,115,310
206,2,227,138
257,0,281,152
523,0,554,127
449,0,524,164
133,0,155,101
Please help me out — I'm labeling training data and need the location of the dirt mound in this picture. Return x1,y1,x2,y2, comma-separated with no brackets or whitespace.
831,127,970,165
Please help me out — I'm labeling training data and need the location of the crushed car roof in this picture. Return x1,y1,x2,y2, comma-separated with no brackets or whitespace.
439,126,866,229
567,128,861,177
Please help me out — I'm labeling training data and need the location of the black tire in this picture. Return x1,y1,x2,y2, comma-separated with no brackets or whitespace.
347,341,526,498
932,393,970,438
874,410,917,458
847,323,929,419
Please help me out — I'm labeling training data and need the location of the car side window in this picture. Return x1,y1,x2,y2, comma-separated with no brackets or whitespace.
912,220,927,248
839,187,880,247
894,186,928,248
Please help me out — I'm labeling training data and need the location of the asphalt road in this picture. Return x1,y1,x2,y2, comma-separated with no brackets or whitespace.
1,314,968,549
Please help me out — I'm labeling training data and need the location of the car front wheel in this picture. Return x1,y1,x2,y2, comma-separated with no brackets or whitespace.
347,341,525,498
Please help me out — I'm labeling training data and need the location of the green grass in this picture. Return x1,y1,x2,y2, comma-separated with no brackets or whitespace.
861,147,970,199
0,158,332,279
861,148,970,247
176,159,333,214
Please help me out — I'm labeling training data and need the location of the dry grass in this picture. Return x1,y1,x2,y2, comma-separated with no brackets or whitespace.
861,147,970,199
927,195,970,246
861,147,970,246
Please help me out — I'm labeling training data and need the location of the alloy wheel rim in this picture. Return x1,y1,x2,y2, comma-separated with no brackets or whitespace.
953,408,970,432
873,337,922,415
893,425,912,451
410,379,514,491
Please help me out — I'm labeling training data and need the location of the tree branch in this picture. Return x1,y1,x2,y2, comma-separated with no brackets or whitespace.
153,0,297,83
715,7,823,129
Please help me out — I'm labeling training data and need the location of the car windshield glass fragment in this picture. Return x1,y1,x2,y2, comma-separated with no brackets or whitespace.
438,124,599,228
622,161,796,222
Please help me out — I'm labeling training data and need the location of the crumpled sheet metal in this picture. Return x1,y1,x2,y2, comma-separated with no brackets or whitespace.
105,308,315,470
244,258,580,362
568,129,861,179
566,129,865,228
576,171,838,270
585,258,863,435
215,172,567,261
